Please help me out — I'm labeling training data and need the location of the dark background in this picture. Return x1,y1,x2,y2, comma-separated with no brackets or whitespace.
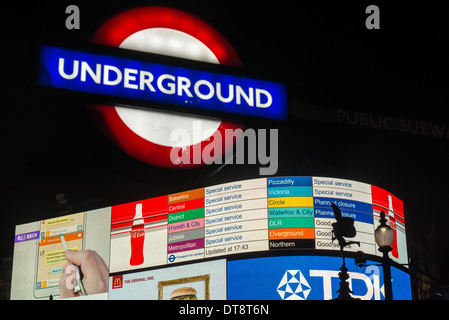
1,1,448,298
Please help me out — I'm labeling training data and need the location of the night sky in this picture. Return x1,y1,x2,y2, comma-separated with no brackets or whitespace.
1,1,448,293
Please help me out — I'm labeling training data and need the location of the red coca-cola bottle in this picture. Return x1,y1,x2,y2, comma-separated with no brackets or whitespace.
130,203,145,266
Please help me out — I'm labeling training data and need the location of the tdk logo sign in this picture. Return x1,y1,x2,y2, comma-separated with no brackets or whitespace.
277,267,384,300
227,256,412,300
38,45,288,120
277,270,311,300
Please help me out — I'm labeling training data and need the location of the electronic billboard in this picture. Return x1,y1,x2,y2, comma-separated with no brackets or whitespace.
11,208,111,299
10,176,411,300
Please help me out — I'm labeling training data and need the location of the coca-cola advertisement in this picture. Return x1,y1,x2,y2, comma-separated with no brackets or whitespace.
110,196,168,273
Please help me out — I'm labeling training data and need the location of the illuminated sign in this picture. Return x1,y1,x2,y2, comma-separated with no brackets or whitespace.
38,44,287,120
11,208,111,300
108,260,226,300
11,176,411,300
227,256,412,300
109,176,408,274
55,6,284,168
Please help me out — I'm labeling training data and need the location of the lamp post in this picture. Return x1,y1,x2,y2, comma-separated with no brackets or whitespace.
374,210,395,300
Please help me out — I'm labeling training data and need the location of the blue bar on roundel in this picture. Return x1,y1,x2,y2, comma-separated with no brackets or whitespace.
38,45,288,121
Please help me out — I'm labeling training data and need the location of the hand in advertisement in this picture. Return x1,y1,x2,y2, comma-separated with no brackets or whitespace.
59,249,109,298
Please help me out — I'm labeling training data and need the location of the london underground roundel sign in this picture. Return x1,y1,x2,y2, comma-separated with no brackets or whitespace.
87,7,244,168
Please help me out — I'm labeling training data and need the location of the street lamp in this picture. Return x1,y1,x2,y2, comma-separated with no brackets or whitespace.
374,210,395,300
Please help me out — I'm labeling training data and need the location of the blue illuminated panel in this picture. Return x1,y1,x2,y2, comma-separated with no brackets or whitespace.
38,45,288,120
227,255,412,300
